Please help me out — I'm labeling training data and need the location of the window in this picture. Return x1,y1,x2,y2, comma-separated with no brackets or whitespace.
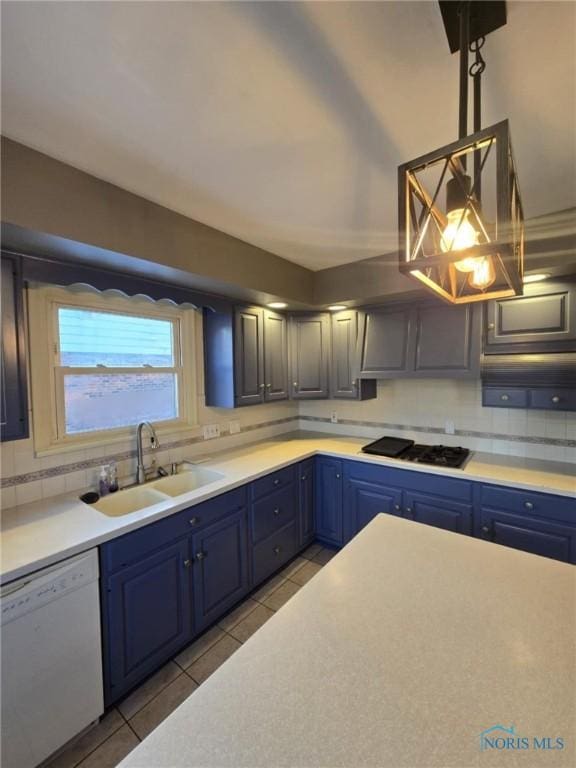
28,286,197,453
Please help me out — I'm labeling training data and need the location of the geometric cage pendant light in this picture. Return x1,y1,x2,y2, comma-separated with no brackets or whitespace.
398,1,524,304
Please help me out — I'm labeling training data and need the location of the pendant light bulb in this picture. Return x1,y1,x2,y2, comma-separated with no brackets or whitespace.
468,255,495,290
440,208,480,265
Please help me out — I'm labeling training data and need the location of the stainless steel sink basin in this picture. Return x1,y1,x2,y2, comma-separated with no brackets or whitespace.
93,486,169,517
149,468,224,497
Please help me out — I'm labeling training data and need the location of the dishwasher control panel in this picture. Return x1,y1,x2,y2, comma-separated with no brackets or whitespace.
1,550,99,624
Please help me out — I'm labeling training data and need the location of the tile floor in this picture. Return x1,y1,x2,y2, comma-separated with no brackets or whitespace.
47,543,336,768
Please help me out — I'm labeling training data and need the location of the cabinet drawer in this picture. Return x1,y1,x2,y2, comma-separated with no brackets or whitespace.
252,520,299,585
481,485,575,524
251,465,296,501
101,486,247,574
251,483,297,544
529,388,576,412
482,388,528,408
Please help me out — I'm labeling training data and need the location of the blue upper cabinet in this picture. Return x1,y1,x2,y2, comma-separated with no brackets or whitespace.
1,253,29,442
358,305,413,378
484,281,576,354
192,508,249,632
412,304,480,379
315,456,344,545
263,309,289,401
330,310,376,400
234,306,266,406
289,313,331,399
359,303,480,379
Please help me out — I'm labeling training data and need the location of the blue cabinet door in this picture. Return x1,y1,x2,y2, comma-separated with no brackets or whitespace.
298,459,315,546
103,538,193,704
192,508,249,632
479,509,576,563
1,254,28,442
403,491,472,535
344,477,402,543
315,457,343,545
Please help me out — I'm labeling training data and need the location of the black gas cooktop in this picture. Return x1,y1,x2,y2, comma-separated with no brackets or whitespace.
361,436,470,469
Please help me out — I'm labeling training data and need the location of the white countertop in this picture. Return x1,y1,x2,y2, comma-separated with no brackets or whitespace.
119,514,576,768
1,433,575,583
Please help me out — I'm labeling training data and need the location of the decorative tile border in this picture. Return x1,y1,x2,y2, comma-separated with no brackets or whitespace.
299,416,576,448
2,413,574,489
0,416,300,488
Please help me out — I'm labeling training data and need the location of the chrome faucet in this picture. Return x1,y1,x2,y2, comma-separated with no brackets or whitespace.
136,422,160,484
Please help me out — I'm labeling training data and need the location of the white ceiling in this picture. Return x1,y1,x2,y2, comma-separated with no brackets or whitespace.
1,1,575,270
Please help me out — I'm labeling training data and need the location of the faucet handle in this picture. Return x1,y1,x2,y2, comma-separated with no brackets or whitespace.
171,462,178,475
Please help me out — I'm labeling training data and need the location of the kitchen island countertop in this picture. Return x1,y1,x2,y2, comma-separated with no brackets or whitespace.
118,514,576,768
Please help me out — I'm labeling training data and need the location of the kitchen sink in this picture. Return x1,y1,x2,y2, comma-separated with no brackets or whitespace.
149,467,224,497
89,466,224,516
93,486,169,517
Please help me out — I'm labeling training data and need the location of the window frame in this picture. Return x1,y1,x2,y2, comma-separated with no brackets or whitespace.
28,284,198,455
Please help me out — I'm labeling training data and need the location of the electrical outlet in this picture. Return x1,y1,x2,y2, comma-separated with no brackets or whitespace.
445,419,455,435
331,411,338,424
203,423,220,440
229,420,241,435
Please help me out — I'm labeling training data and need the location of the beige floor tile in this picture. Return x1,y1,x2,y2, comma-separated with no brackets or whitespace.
228,604,275,643
174,625,226,670
217,597,259,631
277,556,307,580
262,580,301,611
47,709,124,768
289,560,323,586
118,661,181,720
186,634,242,685
301,543,323,560
251,572,286,603
75,725,139,768
129,674,198,740
313,547,338,565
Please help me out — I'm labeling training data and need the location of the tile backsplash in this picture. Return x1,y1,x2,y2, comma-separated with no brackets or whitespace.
298,379,576,463
2,371,575,511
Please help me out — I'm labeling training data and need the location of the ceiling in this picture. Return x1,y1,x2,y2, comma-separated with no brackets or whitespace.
1,1,574,271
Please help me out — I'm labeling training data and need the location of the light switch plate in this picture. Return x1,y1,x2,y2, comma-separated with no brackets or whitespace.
444,420,455,435
331,411,338,424
203,424,220,440
229,420,241,435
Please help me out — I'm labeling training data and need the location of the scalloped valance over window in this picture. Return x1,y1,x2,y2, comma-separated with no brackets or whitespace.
16,252,231,313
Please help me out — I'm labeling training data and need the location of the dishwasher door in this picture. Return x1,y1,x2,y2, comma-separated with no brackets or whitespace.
1,549,104,768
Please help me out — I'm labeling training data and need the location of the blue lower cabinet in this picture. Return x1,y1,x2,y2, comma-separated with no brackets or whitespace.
344,476,402,542
315,456,344,545
252,520,300,584
479,508,576,563
299,459,315,546
403,491,472,535
102,538,193,705
192,508,249,632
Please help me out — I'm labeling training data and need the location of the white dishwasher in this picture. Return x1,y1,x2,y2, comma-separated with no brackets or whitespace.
1,549,104,768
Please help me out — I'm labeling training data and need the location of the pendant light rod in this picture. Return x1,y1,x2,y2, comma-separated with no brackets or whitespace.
458,1,470,152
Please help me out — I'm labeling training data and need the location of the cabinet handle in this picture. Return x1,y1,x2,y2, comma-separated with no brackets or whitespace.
351,379,357,387
336,473,341,479
524,501,534,511
183,559,192,568
195,551,206,561
394,504,401,511
293,382,299,389
481,525,491,535
488,323,495,330
273,478,280,486
189,517,199,526
551,396,560,404
500,394,510,401
259,383,265,390
301,475,306,481
405,507,413,515
266,383,272,389
273,545,281,555
273,508,280,516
